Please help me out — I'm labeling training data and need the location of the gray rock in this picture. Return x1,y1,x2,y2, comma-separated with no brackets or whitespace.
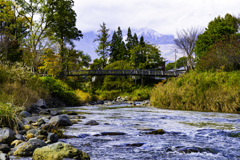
18,130,26,135
47,133,58,143
35,99,47,109
24,105,41,114
50,110,59,116
23,116,42,124
97,100,104,104
15,134,25,141
13,138,46,156
39,109,50,115
0,144,10,153
49,115,73,126
41,117,50,124
19,111,31,118
0,153,9,160
84,120,99,125
0,128,16,145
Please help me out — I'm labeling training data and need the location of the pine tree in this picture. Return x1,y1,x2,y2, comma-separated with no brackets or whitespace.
109,27,127,62
94,22,110,68
126,27,133,51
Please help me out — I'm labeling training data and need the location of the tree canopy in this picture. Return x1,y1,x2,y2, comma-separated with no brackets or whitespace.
195,13,239,59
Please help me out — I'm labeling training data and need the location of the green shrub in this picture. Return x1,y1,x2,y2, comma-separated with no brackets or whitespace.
40,77,80,106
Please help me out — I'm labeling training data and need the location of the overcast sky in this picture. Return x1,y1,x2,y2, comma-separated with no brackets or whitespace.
73,0,240,36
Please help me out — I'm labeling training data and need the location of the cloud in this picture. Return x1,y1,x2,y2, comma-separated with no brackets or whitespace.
73,0,240,35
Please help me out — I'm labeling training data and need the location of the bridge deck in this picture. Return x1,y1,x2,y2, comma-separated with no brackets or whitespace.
68,70,179,77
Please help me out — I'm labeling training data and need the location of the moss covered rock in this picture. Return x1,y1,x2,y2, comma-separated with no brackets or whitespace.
32,142,90,160
146,129,165,135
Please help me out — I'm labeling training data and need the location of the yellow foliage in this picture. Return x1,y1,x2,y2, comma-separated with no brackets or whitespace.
75,89,91,103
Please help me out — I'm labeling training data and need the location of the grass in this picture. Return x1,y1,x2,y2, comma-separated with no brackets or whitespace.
0,102,20,130
150,71,240,113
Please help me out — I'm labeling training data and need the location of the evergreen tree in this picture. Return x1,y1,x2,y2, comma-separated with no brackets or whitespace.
109,27,127,62
94,22,110,68
126,27,133,51
132,33,139,46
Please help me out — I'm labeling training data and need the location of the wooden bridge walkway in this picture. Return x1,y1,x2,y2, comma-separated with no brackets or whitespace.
67,70,180,77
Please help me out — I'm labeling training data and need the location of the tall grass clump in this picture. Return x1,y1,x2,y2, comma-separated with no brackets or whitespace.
150,71,240,113
0,64,49,107
0,102,20,130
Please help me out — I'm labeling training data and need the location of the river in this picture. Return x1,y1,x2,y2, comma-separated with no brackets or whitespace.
13,103,240,159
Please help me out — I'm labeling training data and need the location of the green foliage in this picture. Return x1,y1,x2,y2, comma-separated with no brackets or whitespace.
196,35,240,71
102,60,135,91
151,71,240,113
46,0,82,76
109,27,127,62
40,77,80,106
165,62,175,71
195,13,239,59
125,86,152,101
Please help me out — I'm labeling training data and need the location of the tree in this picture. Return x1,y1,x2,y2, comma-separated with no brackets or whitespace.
126,27,133,51
94,22,110,68
14,0,54,71
196,35,240,71
46,0,83,78
174,27,202,70
109,27,127,62
102,60,134,91
195,13,239,59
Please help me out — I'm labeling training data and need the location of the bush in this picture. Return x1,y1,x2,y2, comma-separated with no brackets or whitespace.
75,89,91,103
150,71,240,113
40,77,80,106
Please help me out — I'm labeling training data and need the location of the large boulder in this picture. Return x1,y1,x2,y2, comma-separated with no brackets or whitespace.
13,138,46,156
0,128,16,145
49,115,73,127
32,142,90,160
24,105,41,114
35,99,47,109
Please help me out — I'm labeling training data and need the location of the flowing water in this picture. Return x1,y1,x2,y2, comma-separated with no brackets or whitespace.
12,103,240,160
60,104,240,160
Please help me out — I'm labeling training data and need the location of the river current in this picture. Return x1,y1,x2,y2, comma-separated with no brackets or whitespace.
13,103,240,160
60,103,240,160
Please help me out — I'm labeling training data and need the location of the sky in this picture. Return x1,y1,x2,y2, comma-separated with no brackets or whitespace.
73,0,240,36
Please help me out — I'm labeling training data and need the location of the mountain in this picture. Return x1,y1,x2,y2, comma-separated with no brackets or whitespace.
74,28,184,61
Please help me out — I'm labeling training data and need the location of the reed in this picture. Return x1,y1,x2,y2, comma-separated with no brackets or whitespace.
150,71,240,113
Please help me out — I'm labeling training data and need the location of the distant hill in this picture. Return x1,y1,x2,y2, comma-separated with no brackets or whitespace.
74,28,184,61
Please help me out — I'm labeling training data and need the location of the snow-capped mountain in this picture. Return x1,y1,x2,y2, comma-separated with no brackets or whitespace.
74,28,184,61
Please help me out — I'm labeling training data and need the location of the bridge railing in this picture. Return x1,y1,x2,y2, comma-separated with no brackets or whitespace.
68,69,179,77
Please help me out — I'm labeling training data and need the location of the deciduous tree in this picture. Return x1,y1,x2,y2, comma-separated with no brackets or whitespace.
174,27,202,70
